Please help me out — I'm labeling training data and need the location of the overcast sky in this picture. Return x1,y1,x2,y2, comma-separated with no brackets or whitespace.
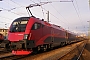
0,0,90,35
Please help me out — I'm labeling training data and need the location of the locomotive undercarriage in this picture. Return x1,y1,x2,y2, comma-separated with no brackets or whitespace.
10,40,35,50
0,40,52,53
0,40,35,51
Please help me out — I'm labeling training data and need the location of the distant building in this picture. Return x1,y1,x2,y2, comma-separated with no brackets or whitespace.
0,28,8,36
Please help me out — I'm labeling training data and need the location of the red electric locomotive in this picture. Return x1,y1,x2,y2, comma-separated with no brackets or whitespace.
6,16,68,55
0,16,81,55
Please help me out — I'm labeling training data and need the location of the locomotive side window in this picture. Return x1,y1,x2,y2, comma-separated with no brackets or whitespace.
31,23,41,30
34,23,38,29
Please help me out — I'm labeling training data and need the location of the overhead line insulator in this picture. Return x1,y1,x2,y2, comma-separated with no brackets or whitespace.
60,1,73,2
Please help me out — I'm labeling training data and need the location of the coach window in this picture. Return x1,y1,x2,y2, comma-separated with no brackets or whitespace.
32,23,41,30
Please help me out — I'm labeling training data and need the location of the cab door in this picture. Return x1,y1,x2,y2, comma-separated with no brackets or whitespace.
30,22,43,44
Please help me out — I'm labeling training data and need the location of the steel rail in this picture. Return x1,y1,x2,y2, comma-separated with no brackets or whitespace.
58,41,85,60
76,41,87,60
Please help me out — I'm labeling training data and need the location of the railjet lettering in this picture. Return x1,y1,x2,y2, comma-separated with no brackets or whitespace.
18,34,23,35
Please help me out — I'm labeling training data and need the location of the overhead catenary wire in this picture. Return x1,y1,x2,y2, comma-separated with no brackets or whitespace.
46,0,73,26
0,7,22,25
4,0,24,9
0,7,21,16
0,15,13,25
10,0,25,7
0,15,12,20
71,0,86,34
4,0,18,7
3,0,26,14
0,18,11,28
30,0,69,27
71,0,85,28
10,0,44,17
3,0,29,16
0,21,10,27
5,0,27,13
38,0,45,20
75,0,86,32
4,0,27,12
5,0,26,10
0,1,24,25
39,6,69,27
37,0,86,33
10,0,20,6
74,0,85,26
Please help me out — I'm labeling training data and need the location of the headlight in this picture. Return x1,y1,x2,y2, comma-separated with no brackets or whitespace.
23,34,28,40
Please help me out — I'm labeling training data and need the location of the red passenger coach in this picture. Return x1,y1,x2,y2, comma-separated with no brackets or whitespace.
7,16,67,55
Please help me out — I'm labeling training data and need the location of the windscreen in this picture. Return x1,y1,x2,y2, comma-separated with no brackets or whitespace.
10,17,30,32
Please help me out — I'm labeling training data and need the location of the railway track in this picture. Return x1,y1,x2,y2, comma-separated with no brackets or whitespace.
76,42,86,60
79,40,90,60
0,48,14,60
0,48,11,55
58,40,87,60
0,40,87,60
0,53,13,60
0,55,29,60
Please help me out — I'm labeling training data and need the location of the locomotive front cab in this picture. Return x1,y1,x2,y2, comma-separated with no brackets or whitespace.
7,17,44,55
7,17,35,55
8,17,30,41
